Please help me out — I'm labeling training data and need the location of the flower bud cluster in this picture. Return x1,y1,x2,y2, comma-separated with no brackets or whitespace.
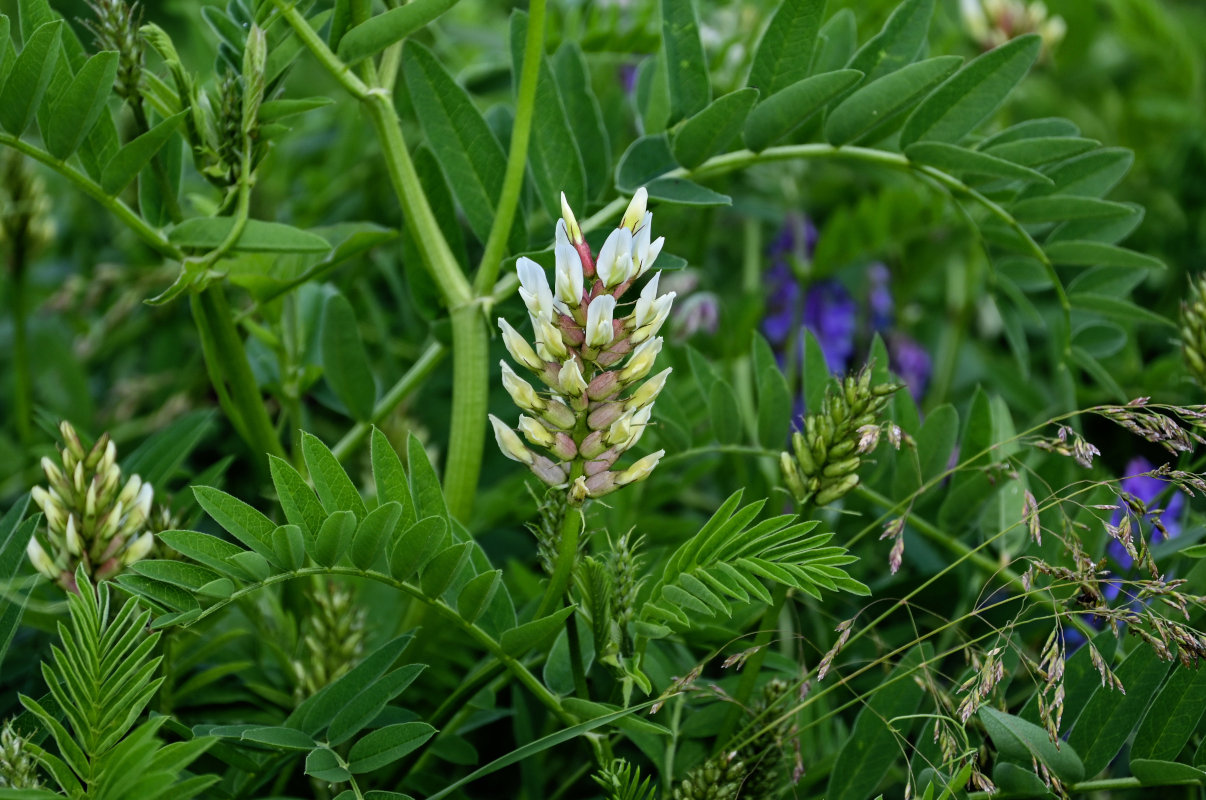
491,189,673,503
27,421,156,592
1182,274,1206,388
0,720,40,791
291,581,367,700
779,366,900,507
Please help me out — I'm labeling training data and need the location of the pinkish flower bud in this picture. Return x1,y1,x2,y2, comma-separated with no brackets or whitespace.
584,471,618,496
579,430,607,459
542,398,577,430
531,455,568,486
587,370,620,401
587,401,625,430
551,433,578,461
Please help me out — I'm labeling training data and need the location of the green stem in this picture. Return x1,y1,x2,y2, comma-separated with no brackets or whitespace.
0,134,181,259
444,307,488,519
566,607,589,698
191,284,284,460
535,507,583,620
331,341,447,461
473,0,545,295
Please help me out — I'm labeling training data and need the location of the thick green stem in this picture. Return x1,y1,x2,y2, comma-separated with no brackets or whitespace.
566,608,589,698
535,508,583,620
191,285,284,460
473,0,545,295
445,308,488,519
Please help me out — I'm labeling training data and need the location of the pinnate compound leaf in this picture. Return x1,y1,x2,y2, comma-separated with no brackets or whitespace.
457,570,502,624
501,607,575,657
826,56,962,146
292,632,416,734
661,0,711,121
1044,240,1164,271
193,486,278,562
349,722,437,773
900,34,1041,148
0,19,62,134
846,0,934,82
980,136,1097,167
351,502,403,570
303,432,368,520
644,177,729,206
419,542,471,597
744,69,863,152
337,0,458,64
747,0,824,95
552,41,611,199
408,433,449,523
1010,196,1133,224
811,9,857,75
371,428,417,528
321,292,377,422
100,111,186,195
672,88,758,169
269,455,325,542
615,134,677,192
979,707,1084,783
904,141,1051,184
977,117,1079,149
0,500,34,668
389,516,449,580
402,42,509,247
313,510,356,567
45,50,119,158
328,664,426,746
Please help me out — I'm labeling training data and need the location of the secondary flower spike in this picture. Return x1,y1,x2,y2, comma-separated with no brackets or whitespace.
494,188,671,503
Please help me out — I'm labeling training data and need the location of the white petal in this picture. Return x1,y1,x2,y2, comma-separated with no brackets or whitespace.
585,295,617,348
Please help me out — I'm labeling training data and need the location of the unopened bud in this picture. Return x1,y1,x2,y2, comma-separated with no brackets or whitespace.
122,532,155,566
518,415,556,449
26,536,58,580
780,452,807,499
536,317,568,360
59,421,85,461
620,337,662,383
588,402,625,431
626,367,672,411
531,455,568,486
587,370,620,401
542,397,577,430
560,192,584,245
518,257,559,320
489,414,534,465
499,318,545,372
616,449,665,486
815,474,860,506
579,430,607,459
501,361,546,412
620,187,648,232
65,515,82,556
554,221,584,309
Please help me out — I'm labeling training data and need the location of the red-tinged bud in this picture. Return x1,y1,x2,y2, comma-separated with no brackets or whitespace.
587,370,620,401
587,401,624,430
579,431,607,459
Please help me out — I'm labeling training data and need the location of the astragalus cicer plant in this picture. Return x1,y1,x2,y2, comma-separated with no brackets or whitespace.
491,188,672,502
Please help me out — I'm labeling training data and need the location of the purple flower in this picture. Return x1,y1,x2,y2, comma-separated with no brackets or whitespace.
803,281,857,374
763,259,802,347
1108,457,1185,572
867,262,894,332
889,334,932,403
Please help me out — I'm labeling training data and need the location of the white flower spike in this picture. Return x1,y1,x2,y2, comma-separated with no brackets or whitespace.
585,295,617,348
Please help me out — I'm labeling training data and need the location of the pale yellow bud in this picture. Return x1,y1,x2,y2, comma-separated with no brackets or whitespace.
26,536,58,580
620,187,648,232
620,337,663,383
560,192,584,245
626,367,672,411
122,532,155,566
518,415,556,448
616,449,665,486
65,514,83,556
501,361,546,412
536,317,568,360
499,318,545,372
489,414,535,465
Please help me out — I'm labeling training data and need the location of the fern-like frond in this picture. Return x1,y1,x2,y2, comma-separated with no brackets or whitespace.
592,758,658,800
19,569,216,799
636,490,869,638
